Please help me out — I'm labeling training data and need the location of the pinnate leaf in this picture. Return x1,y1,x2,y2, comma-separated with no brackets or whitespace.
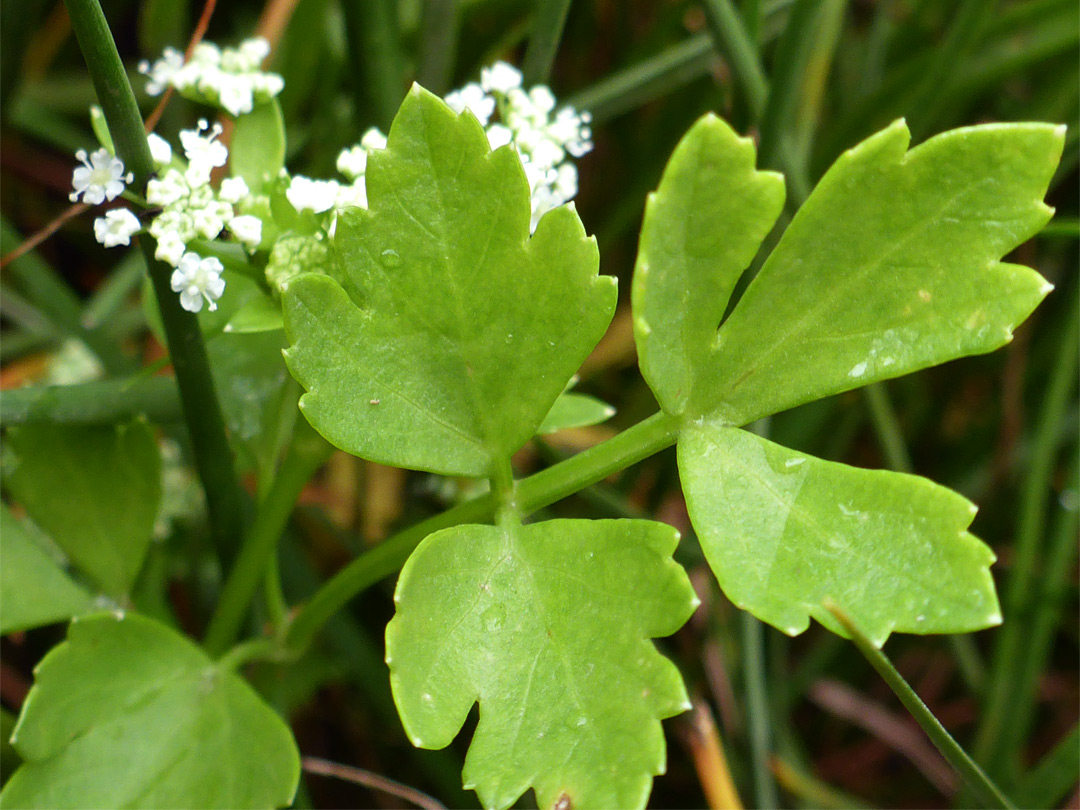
283,86,616,476
679,423,1001,646
701,119,1063,424
632,113,784,416
2,420,160,596
0,505,93,634
386,519,697,809
1,612,299,809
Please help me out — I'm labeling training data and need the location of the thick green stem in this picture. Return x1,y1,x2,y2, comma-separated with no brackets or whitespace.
825,601,1016,809
284,411,681,652
522,0,573,86
0,375,181,425
205,423,332,657
63,0,245,567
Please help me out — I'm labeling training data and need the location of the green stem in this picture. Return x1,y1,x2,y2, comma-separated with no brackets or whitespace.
756,0,820,170
63,0,245,568
1009,455,1079,748
566,35,716,125
522,0,573,86
741,612,779,809
1011,724,1080,810
863,381,913,473
416,0,460,95
1040,216,1080,239
698,0,811,202
740,0,762,45
284,411,681,652
263,542,290,630
701,0,768,117
284,492,496,652
824,601,1016,809
204,423,332,657
974,302,1079,772
906,0,998,138
864,381,987,694
0,375,181,425
341,0,406,131
216,638,284,671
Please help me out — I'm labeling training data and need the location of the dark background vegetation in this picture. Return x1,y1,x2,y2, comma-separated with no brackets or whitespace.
1,0,1077,807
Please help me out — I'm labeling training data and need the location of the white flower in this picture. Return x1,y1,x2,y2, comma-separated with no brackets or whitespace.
155,232,187,266
190,202,229,240
445,82,495,126
486,124,513,150
143,38,283,117
146,169,189,207
138,47,184,96
93,208,142,247
334,180,368,211
218,176,250,204
481,61,522,95
170,252,225,312
361,128,388,151
237,37,271,68
180,121,228,186
336,146,368,180
147,133,173,167
286,175,340,214
70,148,132,205
529,86,556,114
228,215,263,247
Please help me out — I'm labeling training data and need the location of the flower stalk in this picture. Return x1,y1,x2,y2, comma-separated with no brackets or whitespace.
63,0,245,566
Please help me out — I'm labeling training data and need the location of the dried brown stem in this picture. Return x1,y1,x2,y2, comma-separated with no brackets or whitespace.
301,756,446,810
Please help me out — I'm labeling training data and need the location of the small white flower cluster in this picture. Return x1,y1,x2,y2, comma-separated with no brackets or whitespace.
139,38,284,117
68,147,142,249
321,62,592,232
74,121,264,313
283,128,387,226
145,120,262,269
446,61,592,230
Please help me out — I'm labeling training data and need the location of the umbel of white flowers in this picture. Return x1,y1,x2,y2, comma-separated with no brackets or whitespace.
302,61,593,233
138,37,284,117
72,121,259,313
76,41,593,315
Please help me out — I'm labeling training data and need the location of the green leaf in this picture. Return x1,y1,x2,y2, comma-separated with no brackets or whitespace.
224,294,285,334
537,391,615,434
700,120,1063,425
2,421,160,596
0,505,93,634
283,85,616,476
89,105,114,153
230,100,286,193
632,113,784,416
679,423,1000,646
1,612,300,809
386,519,697,809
